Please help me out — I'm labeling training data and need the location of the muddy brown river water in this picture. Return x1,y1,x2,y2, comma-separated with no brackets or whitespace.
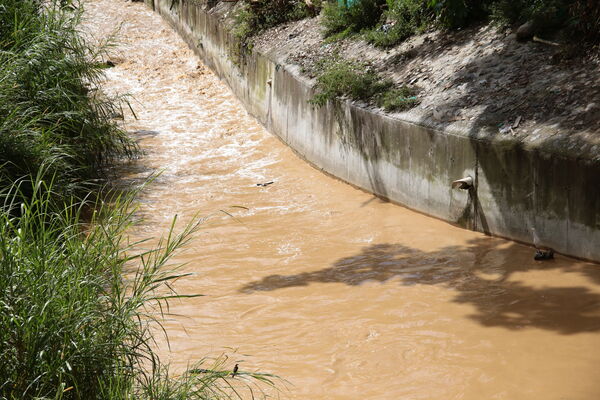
85,1,600,398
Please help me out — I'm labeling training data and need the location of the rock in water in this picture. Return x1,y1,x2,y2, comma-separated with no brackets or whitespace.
534,249,554,260
531,228,554,261
516,21,535,42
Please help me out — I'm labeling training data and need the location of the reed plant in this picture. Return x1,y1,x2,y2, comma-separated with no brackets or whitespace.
0,174,277,399
0,0,137,202
0,1,278,397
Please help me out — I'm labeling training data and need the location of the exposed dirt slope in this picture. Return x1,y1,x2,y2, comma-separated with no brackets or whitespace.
249,15,600,161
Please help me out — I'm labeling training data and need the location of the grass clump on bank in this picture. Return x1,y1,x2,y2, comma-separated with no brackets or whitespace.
0,0,137,203
0,177,277,399
0,1,278,398
310,57,418,112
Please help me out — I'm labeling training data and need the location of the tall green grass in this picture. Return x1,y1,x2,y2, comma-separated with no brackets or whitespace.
0,1,278,398
0,0,137,202
0,175,278,399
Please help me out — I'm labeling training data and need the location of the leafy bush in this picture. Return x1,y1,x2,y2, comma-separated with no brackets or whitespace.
310,57,418,111
365,0,433,47
321,0,387,38
233,0,313,42
427,0,486,29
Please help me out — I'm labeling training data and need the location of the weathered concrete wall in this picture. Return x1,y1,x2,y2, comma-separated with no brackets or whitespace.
146,0,600,261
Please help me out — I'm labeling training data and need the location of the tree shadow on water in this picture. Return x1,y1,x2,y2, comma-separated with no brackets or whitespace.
239,238,600,334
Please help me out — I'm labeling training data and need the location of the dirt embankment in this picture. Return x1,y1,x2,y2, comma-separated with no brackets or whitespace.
244,13,600,161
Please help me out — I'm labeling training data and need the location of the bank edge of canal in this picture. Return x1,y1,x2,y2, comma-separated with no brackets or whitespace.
143,0,600,262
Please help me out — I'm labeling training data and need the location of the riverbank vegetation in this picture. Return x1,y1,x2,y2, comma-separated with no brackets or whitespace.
0,178,277,399
310,57,418,111
0,1,276,398
323,0,600,47
0,0,137,203
234,0,319,46
232,0,598,48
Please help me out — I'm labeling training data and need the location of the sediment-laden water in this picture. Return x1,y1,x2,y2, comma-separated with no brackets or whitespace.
85,1,600,398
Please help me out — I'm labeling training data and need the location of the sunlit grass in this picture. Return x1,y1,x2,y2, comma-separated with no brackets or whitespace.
0,0,138,202
0,174,279,399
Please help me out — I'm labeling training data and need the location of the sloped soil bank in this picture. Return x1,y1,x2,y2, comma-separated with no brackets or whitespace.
256,16,600,158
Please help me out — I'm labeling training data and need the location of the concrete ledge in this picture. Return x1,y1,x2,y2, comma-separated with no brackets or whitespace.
146,0,600,261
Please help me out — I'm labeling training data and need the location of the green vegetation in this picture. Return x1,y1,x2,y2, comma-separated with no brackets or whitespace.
310,57,418,111
321,0,386,39
232,0,319,64
0,1,277,398
379,86,419,111
233,0,318,43
0,177,277,399
320,0,600,48
363,0,433,47
0,177,186,399
0,0,137,203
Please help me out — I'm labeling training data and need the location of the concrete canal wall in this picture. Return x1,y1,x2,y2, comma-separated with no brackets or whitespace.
144,0,600,261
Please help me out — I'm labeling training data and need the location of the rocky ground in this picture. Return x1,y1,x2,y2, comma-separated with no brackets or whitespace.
248,14,600,160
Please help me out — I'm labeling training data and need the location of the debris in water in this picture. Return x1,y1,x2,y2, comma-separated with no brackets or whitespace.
531,228,555,261
133,129,160,137
498,122,512,134
512,116,522,129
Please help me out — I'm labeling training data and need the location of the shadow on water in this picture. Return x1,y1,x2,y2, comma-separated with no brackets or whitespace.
240,238,600,334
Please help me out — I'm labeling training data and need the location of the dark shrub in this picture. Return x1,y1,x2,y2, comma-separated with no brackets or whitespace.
321,0,387,37
491,0,599,43
568,0,600,43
